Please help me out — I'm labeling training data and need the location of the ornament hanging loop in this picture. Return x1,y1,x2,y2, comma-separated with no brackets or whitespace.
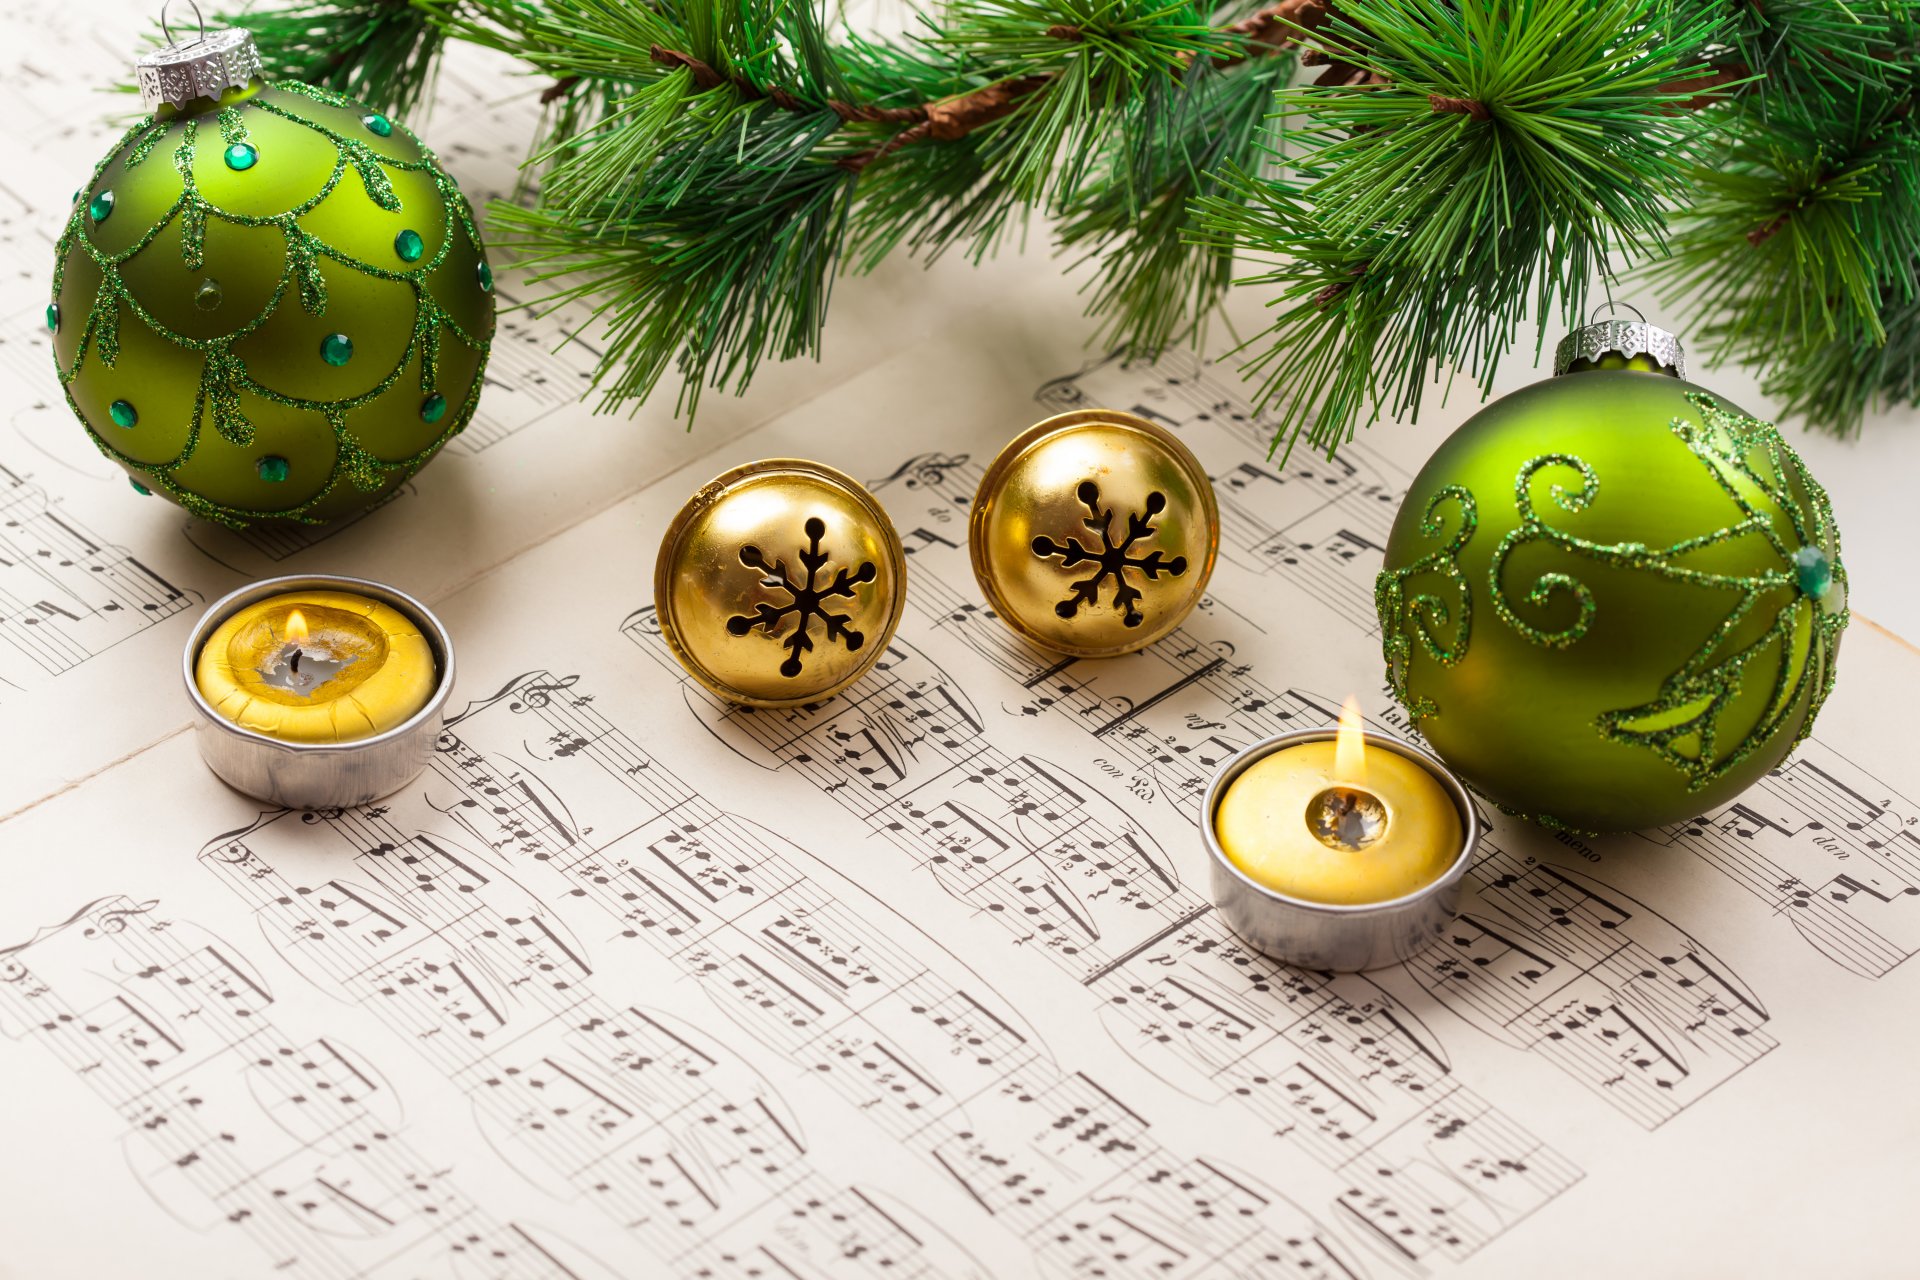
1555,303,1685,379
135,6,260,112
1587,299,1649,328
158,0,209,49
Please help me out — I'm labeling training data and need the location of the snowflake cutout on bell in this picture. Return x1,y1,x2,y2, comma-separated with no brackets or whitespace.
1375,311,1848,834
970,409,1218,658
727,517,880,678
49,4,495,528
1031,480,1190,628
654,460,906,708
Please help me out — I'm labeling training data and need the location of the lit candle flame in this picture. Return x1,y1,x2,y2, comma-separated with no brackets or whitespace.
1334,696,1367,788
285,609,310,647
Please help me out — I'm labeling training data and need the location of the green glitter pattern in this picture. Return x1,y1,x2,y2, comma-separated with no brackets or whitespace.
51,81,494,528
1489,454,1604,650
1595,394,1849,790
1375,391,1849,805
1375,484,1476,719
1492,799,1597,837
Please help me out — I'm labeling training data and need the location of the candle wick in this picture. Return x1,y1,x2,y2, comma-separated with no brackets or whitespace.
1309,784,1388,852
290,648,301,674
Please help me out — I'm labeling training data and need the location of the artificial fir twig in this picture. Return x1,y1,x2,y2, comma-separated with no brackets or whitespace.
196,0,1920,451
409,0,1322,417
1194,0,1728,457
1648,0,1920,435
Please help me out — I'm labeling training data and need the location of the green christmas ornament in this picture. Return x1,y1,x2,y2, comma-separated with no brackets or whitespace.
50,22,495,527
1375,319,1848,833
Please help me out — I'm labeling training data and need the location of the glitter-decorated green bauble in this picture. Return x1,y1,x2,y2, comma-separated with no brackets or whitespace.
50,26,494,527
1375,320,1847,833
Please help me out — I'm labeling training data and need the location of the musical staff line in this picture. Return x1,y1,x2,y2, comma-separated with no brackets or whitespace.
0,897,581,1280
621,616,1582,1268
0,461,190,680
861,433,1786,1134
181,668,1369,1280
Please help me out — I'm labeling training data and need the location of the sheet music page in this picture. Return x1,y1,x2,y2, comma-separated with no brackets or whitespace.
0,8,1031,815
4,5,1920,1279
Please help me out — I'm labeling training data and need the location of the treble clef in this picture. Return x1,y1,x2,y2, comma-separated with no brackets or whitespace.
86,899,160,938
510,673,581,712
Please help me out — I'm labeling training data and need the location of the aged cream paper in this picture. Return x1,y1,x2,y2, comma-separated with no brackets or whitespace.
3,5,1920,1280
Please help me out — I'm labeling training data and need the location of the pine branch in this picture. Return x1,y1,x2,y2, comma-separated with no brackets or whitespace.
204,0,454,117
396,0,1316,415
204,0,1920,443
1672,0,1918,111
494,128,859,418
1197,0,1723,460
1644,0,1920,436
1652,98,1920,361
1056,54,1290,357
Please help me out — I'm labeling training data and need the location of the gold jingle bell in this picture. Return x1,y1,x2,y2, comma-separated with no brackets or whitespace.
655,459,907,708
970,409,1218,657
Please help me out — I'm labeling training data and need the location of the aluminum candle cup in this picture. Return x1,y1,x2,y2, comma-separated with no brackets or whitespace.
184,574,454,809
1204,728,1479,972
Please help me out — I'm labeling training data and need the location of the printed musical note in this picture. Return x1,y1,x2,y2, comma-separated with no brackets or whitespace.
1643,742,1920,978
622,604,1581,1266
180,670,1366,1278
0,897,581,1279
183,485,413,567
447,288,603,456
0,462,191,679
1409,845,1776,1128
1022,348,1417,634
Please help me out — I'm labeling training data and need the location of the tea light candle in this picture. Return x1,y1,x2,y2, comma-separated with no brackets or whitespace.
1204,700,1478,972
194,589,436,743
1215,699,1461,905
184,576,455,811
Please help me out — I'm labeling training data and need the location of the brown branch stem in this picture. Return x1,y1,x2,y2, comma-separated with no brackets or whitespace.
576,0,1727,180
1428,94,1490,120
1313,261,1368,308
1661,61,1754,110
1746,211,1791,246
607,0,1333,175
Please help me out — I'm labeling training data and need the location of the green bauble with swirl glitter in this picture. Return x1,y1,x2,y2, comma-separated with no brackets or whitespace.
49,21,494,528
1376,318,1847,833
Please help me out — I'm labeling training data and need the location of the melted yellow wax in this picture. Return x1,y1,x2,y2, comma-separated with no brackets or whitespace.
1214,741,1462,905
195,590,435,744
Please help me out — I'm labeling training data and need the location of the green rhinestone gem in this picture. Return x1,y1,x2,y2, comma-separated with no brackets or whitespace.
88,190,113,223
195,279,223,311
320,333,354,366
420,392,448,424
45,303,58,333
394,229,424,263
257,455,290,483
1793,546,1832,599
129,477,151,496
223,142,258,171
476,260,493,293
363,113,393,138
108,399,137,429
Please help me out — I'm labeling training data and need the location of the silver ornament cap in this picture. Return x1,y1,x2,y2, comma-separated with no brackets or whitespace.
136,16,262,113
1553,314,1686,379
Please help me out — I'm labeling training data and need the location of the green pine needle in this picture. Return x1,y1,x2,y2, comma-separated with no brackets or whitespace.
194,0,1920,441
1199,0,1720,459
1058,56,1289,357
494,109,858,418
217,0,453,118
